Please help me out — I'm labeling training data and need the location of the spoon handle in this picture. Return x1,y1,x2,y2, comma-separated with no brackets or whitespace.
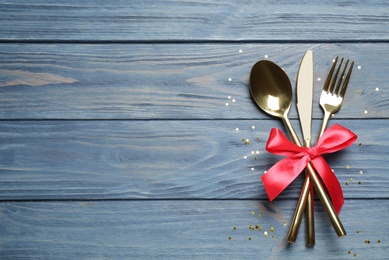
282,117,346,239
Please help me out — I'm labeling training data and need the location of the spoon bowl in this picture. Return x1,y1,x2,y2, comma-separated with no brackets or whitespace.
249,60,293,119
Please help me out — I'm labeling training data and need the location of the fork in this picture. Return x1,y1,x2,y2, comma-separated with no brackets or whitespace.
318,57,354,137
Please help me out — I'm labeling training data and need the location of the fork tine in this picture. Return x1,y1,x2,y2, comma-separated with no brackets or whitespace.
329,58,344,93
323,56,338,92
334,59,349,95
339,61,354,98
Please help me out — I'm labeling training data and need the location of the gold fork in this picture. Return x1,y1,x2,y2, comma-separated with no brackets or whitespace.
288,56,354,243
319,57,354,136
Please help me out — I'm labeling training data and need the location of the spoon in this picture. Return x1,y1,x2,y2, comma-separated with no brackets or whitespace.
249,60,346,240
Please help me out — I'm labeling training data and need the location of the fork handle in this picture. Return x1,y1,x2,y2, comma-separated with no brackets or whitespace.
319,110,331,137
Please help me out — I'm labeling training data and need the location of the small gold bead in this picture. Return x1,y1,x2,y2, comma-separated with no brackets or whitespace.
345,182,349,185
228,236,232,240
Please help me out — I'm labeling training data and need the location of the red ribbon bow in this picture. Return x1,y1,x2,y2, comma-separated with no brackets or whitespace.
262,124,357,213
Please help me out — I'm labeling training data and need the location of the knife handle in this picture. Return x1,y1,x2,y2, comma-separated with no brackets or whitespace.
304,141,315,246
305,175,315,246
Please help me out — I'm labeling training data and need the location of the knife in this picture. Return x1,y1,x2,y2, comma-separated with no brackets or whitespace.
287,50,315,245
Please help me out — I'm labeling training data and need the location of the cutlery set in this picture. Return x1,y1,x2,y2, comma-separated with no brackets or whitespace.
249,51,355,245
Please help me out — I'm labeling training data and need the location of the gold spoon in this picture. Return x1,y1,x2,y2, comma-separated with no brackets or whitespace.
249,60,346,240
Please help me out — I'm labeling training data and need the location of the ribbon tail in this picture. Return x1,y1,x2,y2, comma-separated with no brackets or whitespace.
312,156,344,214
262,156,309,201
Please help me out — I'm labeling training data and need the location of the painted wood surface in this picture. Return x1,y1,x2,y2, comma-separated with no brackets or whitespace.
0,43,388,120
0,0,388,259
0,0,388,41
0,200,387,259
0,119,386,201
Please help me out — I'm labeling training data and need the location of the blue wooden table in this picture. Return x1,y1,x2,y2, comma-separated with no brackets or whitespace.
0,1,388,259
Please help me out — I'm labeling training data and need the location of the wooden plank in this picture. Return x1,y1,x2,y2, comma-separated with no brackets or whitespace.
0,43,388,120
0,0,387,41
0,200,387,259
0,119,386,200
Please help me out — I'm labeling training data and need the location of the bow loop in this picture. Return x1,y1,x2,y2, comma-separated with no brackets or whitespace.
262,124,357,213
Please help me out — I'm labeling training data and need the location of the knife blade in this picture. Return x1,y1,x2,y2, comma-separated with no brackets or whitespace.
287,50,315,245
296,50,314,147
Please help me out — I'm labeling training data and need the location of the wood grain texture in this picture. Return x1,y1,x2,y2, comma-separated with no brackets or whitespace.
0,119,386,200
0,0,388,41
0,43,388,119
0,0,388,258
0,200,387,259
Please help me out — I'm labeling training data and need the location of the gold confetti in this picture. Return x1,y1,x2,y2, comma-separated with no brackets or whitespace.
358,142,362,146
358,181,362,185
348,251,351,254
233,226,236,230
257,214,261,218
270,227,274,233
378,240,381,243
345,182,349,185
356,230,360,234
271,235,275,239
283,221,287,226
346,165,351,169
256,137,260,141
249,225,255,231
251,211,255,215
228,236,232,240
350,178,353,182
358,90,362,94
248,237,252,241
359,170,364,174
254,157,258,160
354,253,357,257
264,231,268,238
260,211,264,215
255,224,261,230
